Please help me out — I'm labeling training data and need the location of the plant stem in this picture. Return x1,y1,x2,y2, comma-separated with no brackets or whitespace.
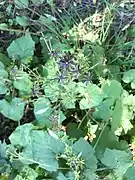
93,120,109,150
77,108,92,129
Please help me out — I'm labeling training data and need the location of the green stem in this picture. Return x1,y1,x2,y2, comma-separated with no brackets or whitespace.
77,109,92,129
93,120,109,150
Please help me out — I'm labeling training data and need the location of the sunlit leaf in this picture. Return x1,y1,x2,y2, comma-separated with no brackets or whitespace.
34,97,53,126
13,71,33,94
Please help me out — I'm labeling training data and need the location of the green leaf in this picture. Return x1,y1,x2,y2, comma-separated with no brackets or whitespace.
111,98,123,132
101,148,133,177
66,123,85,139
83,170,96,180
94,80,123,122
78,83,107,110
102,80,123,101
0,70,8,78
73,138,97,171
92,127,118,159
7,34,35,64
14,166,38,180
120,91,135,133
51,41,72,53
83,31,98,42
9,124,33,146
16,16,29,27
44,59,59,79
0,62,4,69
14,0,28,9
57,172,74,180
93,127,132,161
39,14,56,25
59,111,66,125
57,173,68,180
0,62,8,78
10,125,65,172
107,65,121,81
0,53,11,67
95,80,123,119
13,71,33,94
93,98,113,120
61,97,76,109
0,175,9,180
0,140,6,159
44,81,60,102
128,24,135,38
14,175,23,180
0,62,8,94
123,69,135,89
0,160,11,174
124,166,135,180
61,82,78,109
32,0,44,4
0,98,25,121
0,23,8,29
34,97,53,126
0,79,8,94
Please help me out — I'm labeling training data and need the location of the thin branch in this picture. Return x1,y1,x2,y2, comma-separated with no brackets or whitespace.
0,27,41,36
